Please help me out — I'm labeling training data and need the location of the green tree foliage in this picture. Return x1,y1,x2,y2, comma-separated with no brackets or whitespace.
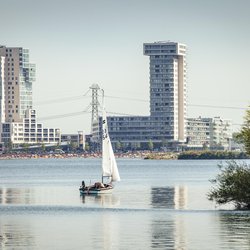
84,142,90,152
238,107,250,155
115,141,121,151
232,132,243,144
208,161,250,209
55,142,61,149
41,143,46,152
148,140,154,151
69,141,78,152
23,143,30,152
178,150,248,160
5,140,13,153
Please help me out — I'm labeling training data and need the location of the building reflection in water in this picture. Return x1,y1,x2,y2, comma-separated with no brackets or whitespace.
0,187,34,205
0,219,35,249
151,186,188,249
151,186,188,209
0,188,35,248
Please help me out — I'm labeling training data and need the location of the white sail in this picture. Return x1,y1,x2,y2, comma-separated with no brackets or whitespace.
102,108,120,182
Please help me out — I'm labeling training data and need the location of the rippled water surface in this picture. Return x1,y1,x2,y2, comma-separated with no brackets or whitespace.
1,158,250,249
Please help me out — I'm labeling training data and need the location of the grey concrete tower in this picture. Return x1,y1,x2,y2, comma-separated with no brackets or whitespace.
143,41,187,142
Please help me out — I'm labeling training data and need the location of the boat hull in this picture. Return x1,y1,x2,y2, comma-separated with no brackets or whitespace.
79,185,113,195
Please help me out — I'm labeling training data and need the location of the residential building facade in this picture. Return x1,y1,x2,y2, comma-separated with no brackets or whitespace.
186,116,232,150
0,55,5,142
61,131,85,150
0,46,36,122
0,46,60,147
1,109,60,145
0,55,5,123
143,41,187,142
92,41,187,150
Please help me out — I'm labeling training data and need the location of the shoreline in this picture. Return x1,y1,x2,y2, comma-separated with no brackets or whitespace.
0,151,248,160
0,151,153,160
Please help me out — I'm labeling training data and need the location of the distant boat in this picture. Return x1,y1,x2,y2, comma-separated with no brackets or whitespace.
79,90,120,195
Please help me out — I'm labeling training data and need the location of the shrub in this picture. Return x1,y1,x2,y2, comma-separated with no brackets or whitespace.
208,160,250,209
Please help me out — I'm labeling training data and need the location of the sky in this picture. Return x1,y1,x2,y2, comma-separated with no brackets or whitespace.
1,0,250,134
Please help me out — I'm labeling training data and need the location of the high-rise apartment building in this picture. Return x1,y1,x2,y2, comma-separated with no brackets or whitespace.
0,46,36,123
144,41,187,142
0,45,60,147
92,41,187,150
0,55,5,123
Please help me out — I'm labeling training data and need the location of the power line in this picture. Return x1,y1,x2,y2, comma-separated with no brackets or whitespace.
107,111,139,116
37,111,91,121
35,89,247,123
38,110,244,126
38,104,92,121
33,89,247,111
189,104,246,110
103,94,247,110
34,89,91,106
104,94,148,103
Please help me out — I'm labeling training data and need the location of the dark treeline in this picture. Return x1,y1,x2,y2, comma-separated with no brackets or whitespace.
178,151,249,160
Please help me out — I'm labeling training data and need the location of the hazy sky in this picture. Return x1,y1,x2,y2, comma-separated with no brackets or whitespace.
1,0,250,134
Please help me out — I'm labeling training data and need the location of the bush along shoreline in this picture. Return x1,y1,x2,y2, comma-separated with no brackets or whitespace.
178,151,249,160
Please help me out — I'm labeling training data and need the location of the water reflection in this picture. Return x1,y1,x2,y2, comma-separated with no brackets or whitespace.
0,219,35,249
151,215,187,249
150,186,188,249
0,188,34,205
219,213,250,249
80,194,120,207
151,218,175,249
151,186,187,209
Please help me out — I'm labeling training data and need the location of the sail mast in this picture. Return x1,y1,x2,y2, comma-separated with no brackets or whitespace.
101,89,120,183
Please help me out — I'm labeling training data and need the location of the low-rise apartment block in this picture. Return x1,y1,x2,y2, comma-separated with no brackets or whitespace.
1,109,60,146
187,116,232,150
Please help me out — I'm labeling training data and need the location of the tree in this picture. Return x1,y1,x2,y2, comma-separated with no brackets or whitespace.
84,142,90,152
202,142,209,150
232,132,243,144
115,141,121,151
238,106,250,155
41,142,46,152
55,142,61,149
148,140,154,151
69,141,78,152
23,143,30,152
5,140,13,153
208,161,250,209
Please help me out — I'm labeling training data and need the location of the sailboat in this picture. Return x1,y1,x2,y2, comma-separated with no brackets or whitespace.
79,90,120,195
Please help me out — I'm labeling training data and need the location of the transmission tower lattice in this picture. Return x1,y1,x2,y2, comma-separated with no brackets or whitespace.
90,84,100,134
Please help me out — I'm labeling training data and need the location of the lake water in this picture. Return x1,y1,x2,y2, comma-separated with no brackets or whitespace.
0,158,250,249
